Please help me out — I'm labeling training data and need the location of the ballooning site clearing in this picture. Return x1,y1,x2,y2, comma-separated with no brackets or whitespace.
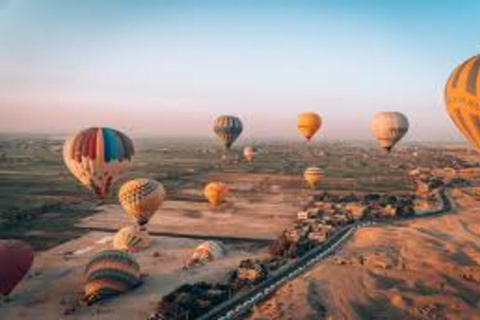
1,136,478,319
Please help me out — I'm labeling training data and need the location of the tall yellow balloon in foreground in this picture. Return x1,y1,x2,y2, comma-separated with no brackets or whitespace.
63,127,134,199
371,112,409,152
445,54,480,151
204,182,228,206
119,179,166,225
304,167,324,188
297,112,322,141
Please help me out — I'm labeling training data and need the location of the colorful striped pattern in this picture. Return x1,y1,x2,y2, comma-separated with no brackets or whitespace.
84,250,141,305
118,179,166,226
303,167,324,188
445,55,480,150
370,112,409,152
63,127,134,198
113,225,150,253
213,115,243,149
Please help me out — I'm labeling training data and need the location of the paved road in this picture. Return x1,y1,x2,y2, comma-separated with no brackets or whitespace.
196,188,453,320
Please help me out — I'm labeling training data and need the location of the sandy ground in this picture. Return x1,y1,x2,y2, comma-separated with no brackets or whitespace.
249,189,480,320
0,232,268,320
78,173,306,240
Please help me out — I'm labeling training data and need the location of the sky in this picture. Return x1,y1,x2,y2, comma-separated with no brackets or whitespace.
1,0,480,141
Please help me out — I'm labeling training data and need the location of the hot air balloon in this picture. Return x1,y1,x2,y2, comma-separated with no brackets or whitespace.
445,54,480,151
113,225,150,253
297,112,322,141
243,146,257,162
204,182,228,206
0,240,34,297
119,179,166,226
186,241,226,268
213,115,243,149
371,112,409,152
84,250,141,305
63,127,134,199
303,167,324,189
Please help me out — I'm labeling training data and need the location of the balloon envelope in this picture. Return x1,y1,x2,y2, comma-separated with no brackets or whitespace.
243,146,257,162
63,127,134,199
371,112,409,152
213,115,243,149
0,240,34,296
188,241,225,267
297,112,322,141
204,182,228,206
119,179,166,226
84,250,141,305
303,167,324,188
113,225,150,253
445,54,480,151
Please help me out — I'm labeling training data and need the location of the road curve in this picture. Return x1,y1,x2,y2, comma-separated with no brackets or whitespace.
197,188,453,320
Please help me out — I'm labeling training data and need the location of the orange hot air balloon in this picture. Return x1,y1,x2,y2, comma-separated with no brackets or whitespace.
63,127,134,199
243,146,257,162
297,112,322,141
0,240,34,296
445,54,480,151
204,182,228,206
303,167,324,188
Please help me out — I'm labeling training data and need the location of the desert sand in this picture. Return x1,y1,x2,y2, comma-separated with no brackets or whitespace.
78,173,305,240
249,188,480,320
0,231,268,320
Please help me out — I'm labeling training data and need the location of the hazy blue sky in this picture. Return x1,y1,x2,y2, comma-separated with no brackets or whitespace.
1,0,479,140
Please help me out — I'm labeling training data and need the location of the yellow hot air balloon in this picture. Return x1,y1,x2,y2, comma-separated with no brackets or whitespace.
213,115,243,149
297,112,322,141
113,225,150,253
445,54,480,151
303,167,324,188
63,127,134,199
204,182,228,206
243,146,257,162
119,179,166,226
371,112,409,152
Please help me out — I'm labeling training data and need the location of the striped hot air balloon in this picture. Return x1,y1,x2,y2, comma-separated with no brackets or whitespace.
445,54,480,151
84,250,141,305
119,179,166,226
297,112,322,141
113,225,150,253
204,182,228,206
0,240,34,296
303,167,324,189
187,241,225,267
63,127,134,199
213,115,243,149
371,112,409,152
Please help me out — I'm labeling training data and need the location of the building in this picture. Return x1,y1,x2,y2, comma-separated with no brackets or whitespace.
346,203,368,220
